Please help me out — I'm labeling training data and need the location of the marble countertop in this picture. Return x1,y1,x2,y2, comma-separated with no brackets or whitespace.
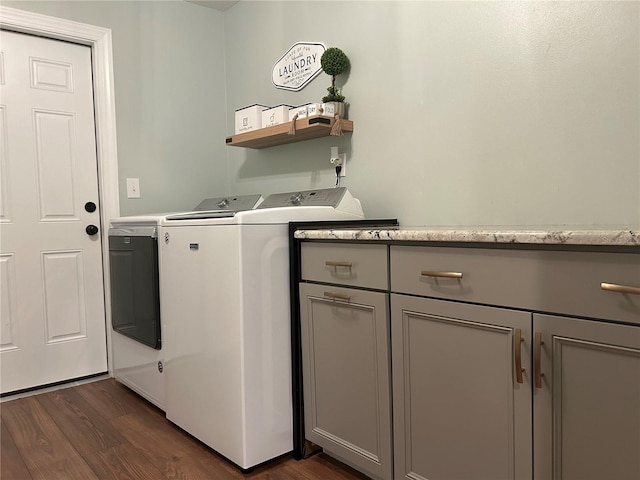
294,227,640,247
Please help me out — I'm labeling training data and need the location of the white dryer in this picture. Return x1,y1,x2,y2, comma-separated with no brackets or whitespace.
108,194,262,409
159,187,364,471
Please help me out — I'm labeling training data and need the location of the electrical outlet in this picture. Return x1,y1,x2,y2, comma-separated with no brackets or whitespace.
330,147,347,177
126,178,141,198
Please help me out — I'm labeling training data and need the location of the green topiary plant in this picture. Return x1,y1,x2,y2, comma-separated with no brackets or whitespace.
320,47,350,103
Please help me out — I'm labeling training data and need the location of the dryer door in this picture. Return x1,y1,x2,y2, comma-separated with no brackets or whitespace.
109,232,161,349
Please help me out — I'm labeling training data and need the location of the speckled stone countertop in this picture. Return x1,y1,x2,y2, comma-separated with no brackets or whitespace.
294,227,640,247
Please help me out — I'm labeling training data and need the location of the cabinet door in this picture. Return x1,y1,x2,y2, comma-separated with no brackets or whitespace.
533,314,640,480
392,294,532,480
300,283,392,480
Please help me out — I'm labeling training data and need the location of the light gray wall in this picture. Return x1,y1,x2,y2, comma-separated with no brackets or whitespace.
5,1,638,226
224,1,639,227
3,0,230,216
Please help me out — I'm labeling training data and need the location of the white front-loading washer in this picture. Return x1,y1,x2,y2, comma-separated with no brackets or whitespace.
159,187,364,471
108,194,263,410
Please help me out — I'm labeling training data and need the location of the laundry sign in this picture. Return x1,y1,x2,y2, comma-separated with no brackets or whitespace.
272,42,326,91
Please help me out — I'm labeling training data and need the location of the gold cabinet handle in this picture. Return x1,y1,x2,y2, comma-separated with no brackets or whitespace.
514,328,525,384
600,282,640,296
420,270,463,279
325,261,353,268
323,291,351,302
534,332,545,389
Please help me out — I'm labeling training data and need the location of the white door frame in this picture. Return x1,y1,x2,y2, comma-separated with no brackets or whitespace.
0,6,119,374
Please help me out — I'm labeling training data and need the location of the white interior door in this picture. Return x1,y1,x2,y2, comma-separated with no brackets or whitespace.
0,30,107,394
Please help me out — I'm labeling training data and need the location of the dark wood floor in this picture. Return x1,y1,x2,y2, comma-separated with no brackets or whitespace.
1,378,370,480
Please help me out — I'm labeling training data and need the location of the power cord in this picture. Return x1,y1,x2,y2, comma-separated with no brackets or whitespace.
331,155,343,187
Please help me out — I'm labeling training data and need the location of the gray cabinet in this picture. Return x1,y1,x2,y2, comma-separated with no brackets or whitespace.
390,245,640,480
297,240,639,480
391,294,533,480
299,244,392,480
533,314,640,480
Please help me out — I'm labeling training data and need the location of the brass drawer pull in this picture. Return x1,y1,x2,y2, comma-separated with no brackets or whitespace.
323,291,351,302
600,282,640,296
514,328,525,384
534,332,545,389
420,270,463,279
325,261,353,268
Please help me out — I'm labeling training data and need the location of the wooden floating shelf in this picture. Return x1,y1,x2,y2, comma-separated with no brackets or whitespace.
225,116,353,149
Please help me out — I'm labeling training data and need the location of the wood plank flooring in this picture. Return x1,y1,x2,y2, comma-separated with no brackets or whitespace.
1,379,370,480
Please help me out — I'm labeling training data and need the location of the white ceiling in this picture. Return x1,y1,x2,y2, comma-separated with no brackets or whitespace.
186,1,239,11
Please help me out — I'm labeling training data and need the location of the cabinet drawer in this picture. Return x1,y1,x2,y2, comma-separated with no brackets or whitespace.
301,243,388,289
390,246,640,325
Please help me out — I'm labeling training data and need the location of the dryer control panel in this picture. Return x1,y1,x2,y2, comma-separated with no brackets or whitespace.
164,194,264,222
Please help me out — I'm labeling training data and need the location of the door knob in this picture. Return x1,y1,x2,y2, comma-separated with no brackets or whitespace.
85,201,97,213
86,224,99,236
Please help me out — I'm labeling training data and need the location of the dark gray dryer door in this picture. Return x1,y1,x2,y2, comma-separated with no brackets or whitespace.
109,231,161,349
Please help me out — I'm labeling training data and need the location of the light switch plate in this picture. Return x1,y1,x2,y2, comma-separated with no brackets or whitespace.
126,178,140,198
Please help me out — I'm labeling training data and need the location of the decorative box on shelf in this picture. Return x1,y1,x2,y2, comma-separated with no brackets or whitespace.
290,105,308,121
261,105,292,128
305,103,322,117
234,104,268,134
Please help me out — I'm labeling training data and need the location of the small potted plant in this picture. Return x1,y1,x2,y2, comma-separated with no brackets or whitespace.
320,47,350,119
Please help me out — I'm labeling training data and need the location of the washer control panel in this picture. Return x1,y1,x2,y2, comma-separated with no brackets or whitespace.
258,187,347,209
193,194,263,212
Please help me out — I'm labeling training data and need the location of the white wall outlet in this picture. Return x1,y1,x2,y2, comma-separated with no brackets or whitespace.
330,147,347,177
330,146,339,162
126,178,141,198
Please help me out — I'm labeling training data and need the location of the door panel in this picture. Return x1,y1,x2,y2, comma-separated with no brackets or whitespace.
533,314,640,480
30,56,74,93
0,30,107,394
0,105,10,222
42,250,86,343
0,253,18,351
300,282,392,480
392,294,532,480
34,110,79,219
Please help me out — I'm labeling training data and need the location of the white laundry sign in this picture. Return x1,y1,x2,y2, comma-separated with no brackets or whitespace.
272,42,326,91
